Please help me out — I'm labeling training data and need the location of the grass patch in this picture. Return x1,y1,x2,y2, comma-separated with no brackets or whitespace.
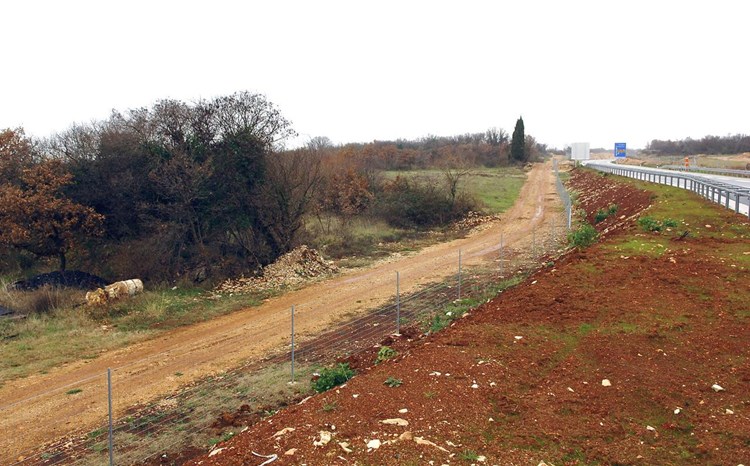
0,286,266,385
382,167,525,214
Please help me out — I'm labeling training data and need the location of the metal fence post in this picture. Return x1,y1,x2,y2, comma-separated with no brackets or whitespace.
290,305,295,384
108,368,114,466
458,249,462,300
396,271,400,335
499,233,504,276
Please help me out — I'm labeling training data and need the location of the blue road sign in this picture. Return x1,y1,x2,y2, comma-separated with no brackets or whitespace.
614,142,627,158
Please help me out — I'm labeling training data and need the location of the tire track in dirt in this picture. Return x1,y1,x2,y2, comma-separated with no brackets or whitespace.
0,162,561,460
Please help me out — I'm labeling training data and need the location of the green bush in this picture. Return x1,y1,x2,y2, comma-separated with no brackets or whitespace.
594,209,608,224
568,223,597,248
375,176,477,229
312,363,355,393
594,204,619,224
638,216,679,232
375,346,397,364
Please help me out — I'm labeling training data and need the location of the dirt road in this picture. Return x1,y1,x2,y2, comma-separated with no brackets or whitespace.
0,162,560,460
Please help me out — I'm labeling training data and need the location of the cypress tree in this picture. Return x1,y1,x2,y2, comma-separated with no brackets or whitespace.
510,116,526,163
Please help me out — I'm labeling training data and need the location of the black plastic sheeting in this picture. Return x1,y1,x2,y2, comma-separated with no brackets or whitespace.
10,271,108,291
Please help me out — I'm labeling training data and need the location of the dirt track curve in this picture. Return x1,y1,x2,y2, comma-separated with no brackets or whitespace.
0,161,560,460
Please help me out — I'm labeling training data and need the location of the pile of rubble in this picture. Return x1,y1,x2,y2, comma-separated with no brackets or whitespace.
453,211,501,232
216,245,338,294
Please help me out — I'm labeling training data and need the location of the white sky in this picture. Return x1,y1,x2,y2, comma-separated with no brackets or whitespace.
2,0,748,150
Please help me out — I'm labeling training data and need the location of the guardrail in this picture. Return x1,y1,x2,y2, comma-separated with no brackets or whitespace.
658,165,750,179
586,162,750,218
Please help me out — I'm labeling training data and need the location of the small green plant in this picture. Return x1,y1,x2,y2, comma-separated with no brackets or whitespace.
322,401,338,412
568,222,597,248
384,377,403,387
424,391,437,399
312,363,355,393
595,203,619,223
639,216,680,232
66,388,83,395
594,208,608,224
375,346,397,364
209,431,235,446
459,449,480,461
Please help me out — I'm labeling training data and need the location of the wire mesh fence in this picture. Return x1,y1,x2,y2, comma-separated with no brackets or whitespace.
4,165,574,465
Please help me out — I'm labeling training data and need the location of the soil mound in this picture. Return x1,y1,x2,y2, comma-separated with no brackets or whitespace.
10,271,108,291
216,246,338,294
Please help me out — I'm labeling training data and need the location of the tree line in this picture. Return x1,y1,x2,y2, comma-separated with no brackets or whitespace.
0,94,540,283
646,134,750,155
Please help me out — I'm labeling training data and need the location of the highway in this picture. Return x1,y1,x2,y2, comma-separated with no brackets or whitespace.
582,159,750,217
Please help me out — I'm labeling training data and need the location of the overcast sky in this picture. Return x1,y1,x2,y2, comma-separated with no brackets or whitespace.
2,0,748,150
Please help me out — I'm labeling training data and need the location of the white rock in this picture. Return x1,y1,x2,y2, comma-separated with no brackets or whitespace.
414,436,449,452
674,408,681,415
284,448,297,456
313,431,332,447
429,371,442,376
477,456,487,462
712,384,725,392
367,439,381,450
567,387,575,393
471,383,479,389
339,442,352,453
726,408,734,415
514,335,523,340
381,418,409,426
273,427,295,438
398,408,408,414
601,379,612,387
646,425,656,432
490,382,497,387
208,448,225,457
353,394,359,398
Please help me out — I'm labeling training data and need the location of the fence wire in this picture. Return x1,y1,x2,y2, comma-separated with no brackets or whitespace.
5,165,573,466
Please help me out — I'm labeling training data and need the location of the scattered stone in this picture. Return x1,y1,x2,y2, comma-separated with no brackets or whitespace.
398,408,408,414
216,245,338,294
471,382,479,389
477,456,487,462
674,408,681,415
366,439,381,450
284,448,297,456
399,431,414,442
208,447,225,457
381,418,409,426
567,387,575,393
726,409,734,415
272,427,295,438
712,384,725,392
601,379,612,387
514,336,523,340
414,436,449,452
429,371,442,376
646,425,656,432
339,442,353,453
313,431,332,447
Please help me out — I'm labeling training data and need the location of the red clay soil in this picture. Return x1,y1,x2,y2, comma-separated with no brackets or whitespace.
189,170,750,466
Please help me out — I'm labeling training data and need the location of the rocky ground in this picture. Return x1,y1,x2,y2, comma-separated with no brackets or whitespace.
214,246,339,295
189,169,750,466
